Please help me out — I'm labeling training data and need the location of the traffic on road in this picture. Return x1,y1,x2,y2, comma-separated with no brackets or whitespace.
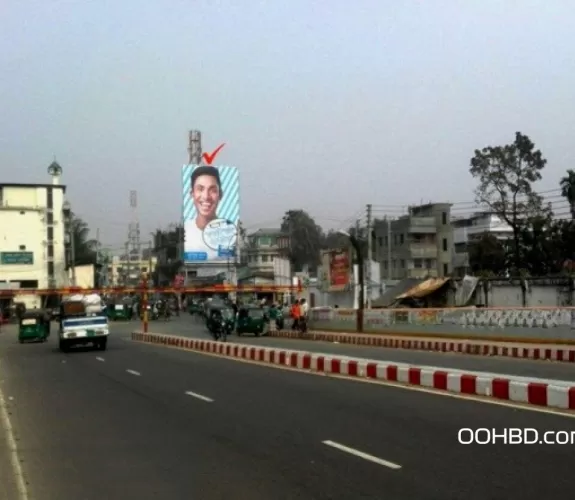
1,317,575,499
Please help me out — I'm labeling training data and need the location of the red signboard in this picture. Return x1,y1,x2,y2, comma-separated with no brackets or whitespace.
329,250,350,289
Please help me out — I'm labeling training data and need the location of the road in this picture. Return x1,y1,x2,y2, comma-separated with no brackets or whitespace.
135,316,575,382
1,323,574,499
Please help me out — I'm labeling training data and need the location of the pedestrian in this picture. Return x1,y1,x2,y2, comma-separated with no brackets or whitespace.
268,303,278,333
290,301,301,331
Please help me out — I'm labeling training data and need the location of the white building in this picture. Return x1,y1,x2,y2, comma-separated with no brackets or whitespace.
452,212,513,276
0,176,68,309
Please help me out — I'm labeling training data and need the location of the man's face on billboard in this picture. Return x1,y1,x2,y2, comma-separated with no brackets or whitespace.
191,174,220,219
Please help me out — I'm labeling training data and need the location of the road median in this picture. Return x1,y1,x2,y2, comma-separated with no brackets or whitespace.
132,331,575,411
269,329,575,363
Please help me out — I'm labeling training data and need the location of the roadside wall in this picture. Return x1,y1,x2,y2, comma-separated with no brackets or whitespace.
309,307,575,342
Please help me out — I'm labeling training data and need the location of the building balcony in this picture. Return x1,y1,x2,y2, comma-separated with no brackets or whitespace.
408,244,438,258
407,217,437,233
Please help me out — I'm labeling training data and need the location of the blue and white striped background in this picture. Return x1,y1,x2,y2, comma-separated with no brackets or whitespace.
181,165,240,224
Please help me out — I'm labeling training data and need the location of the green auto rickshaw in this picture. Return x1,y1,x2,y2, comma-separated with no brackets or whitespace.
236,306,268,337
18,310,51,343
107,301,130,321
188,301,203,316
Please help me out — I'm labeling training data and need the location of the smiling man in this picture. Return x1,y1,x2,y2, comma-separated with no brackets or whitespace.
183,166,224,261
191,166,222,230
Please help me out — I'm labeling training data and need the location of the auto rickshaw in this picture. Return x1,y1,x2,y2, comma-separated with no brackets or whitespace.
188,301,203,316
206,304,235,341
18,310,51,343
236,306,268,337
107,301,130,321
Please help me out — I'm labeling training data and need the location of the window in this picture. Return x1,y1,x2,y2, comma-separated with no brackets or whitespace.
414,258,423,268
378,237,383,247
47,212,54,224
142,267,148,273
261,254,269,262
47,227,54,241
401,259,405,268
442,212,447,225
400,234,404,245
47,261,54,276
259,236,271,246
425,259,434,269
442,238,447,251
47,245,54,257
443,263,449,276
47,188,53,208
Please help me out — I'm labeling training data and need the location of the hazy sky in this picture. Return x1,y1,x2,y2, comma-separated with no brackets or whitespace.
1,0,574,253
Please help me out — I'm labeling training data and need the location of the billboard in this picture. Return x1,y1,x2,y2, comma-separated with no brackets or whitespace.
328,249,351,291
182,164,240,263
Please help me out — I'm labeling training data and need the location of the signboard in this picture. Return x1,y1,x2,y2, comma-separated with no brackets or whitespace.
328,249,351,291
182,164,240,263
0,252,34,265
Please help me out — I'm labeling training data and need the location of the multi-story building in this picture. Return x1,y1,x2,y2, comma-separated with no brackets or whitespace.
243,228,285,274
451,212,512,276
0,176,68,309
108,252,157,286
374,203,453,280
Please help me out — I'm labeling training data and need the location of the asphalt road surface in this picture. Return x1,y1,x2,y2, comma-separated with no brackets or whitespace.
1,324,575,499
134,316,575,382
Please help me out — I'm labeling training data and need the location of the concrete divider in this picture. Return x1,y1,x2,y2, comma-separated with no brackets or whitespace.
309,307,575,343
268,330,575,363
132,331,575,411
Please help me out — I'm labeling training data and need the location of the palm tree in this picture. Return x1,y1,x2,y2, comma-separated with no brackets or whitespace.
71,213,97,264
560,169,575,219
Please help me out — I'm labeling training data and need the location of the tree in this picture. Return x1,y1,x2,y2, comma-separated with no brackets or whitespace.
281,210,324,272
323,230,352,250
469,132,549,272
468,233,507,275
560,169,575,219
71,213,97,265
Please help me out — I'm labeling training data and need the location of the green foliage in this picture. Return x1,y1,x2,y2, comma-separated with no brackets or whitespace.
469,132,549,272
70,212,97,265
468,233,507,275
560,169,575,219
280,210,324,271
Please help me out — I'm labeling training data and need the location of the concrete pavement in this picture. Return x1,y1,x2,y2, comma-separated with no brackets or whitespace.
1,326,575,498
134,317,575,382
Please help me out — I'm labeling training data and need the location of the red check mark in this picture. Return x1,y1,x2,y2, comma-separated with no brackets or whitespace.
202,143,226,165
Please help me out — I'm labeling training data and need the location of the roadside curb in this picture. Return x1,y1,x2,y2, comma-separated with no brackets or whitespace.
132,331,575,411
268,330,575,363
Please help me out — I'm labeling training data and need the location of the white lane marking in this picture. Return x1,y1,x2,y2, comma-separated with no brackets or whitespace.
132,337,575,419
126,369,141,376
0,388,30,500
185,391,214,403
322,440,402,470
96,357,105,362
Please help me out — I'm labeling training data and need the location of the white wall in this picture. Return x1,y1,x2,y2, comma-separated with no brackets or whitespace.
0,185,67,291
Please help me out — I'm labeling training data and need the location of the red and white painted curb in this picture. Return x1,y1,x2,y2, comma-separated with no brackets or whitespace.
132,332,575,411
269,330,575,363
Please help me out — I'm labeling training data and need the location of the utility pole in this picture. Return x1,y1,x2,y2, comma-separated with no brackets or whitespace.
124,241,130,286
95,228,101,288
148,240,153,281
366,204,372,309
386,216,392,281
